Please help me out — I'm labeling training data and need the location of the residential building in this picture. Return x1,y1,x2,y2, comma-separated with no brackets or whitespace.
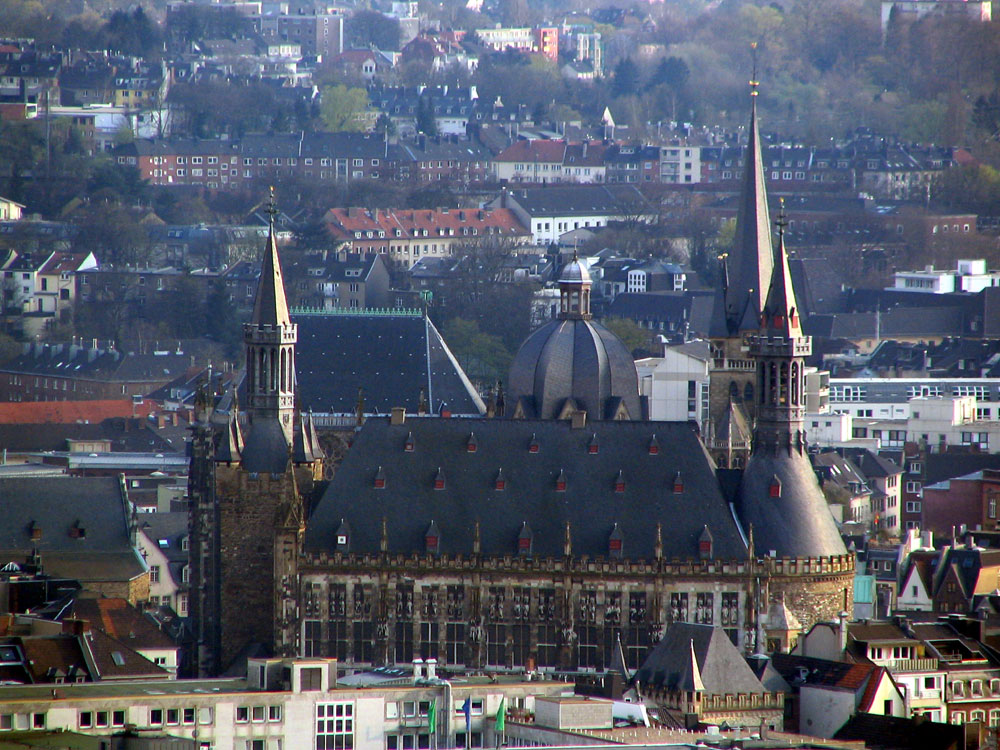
828,378,1000,422
322,206,529,269
257,9,344,58
490,185,655,245
137,512,190,619
922,469,1000,537
284,251,392,310
1,250,97,338
0,196,24,221
881,0,992,36
660,145,701,184
474,26,558,61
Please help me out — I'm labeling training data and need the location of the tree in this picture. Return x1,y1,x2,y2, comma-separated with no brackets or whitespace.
441,318,512,384
319,84,370,132
601,317,651,356
612,57,640,99
345,10,400,50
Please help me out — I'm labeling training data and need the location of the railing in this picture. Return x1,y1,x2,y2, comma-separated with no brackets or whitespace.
291,306,424,317
712,358,756,371
886,658,939,672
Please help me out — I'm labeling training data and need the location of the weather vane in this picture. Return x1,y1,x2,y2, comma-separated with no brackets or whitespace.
750,42,759,97
776,196,788,235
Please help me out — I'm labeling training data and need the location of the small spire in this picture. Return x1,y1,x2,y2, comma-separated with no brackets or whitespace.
688,639,706,691
563,520,573,557
473,520,481,555
380,516,388,553
654,522,663,560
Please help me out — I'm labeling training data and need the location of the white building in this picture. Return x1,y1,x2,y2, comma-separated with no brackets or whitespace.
0,658,565,750
890,259,1000,294
636,340,710,429
829,377,1000,421
660,145,701,184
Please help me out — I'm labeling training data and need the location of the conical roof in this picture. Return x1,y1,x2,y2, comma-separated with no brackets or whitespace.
251,214,291,328
725,90,774,334
759,216,803,339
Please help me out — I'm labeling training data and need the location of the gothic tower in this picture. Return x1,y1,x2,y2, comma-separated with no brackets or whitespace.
189,194,324,676
707,74,774,467
737,209,846,559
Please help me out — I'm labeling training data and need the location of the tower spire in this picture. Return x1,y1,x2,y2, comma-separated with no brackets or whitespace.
244,187,297,445
251,187,291,328
759,199,803,339
725,43,774,334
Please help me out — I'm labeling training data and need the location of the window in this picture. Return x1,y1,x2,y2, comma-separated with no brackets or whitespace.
167,708,179,725
236,706,250,723
252,706,266,722
269,706,282,722
906,501,921,513
316,703,354,750
150,709,163,725
79,712,93,729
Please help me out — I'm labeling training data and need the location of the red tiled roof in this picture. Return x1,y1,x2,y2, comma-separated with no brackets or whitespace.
0,399,157,425
72,598,176,650
324,207,529,240
39,252,92,275
858,666,888,712
496,139,567,164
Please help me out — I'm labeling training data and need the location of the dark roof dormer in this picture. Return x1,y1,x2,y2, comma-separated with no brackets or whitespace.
648,434,659,455
434,467,446,490
466,432,478,452
614,469,625,493
425,520,441,555
69,520,86,539
494,468,506,491
373,466,386,489
673,471,684,494
528,433,539,453
555,469,567,492
518,521,533,556
698,525,713,560
588,433,599,454
404,431,415,452
609,522,624,559
335,519,350,553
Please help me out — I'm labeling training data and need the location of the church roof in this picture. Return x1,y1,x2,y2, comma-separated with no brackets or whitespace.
291,311,485,416
715,399,751,444
240,418,290,474
758,225,803,339
305,418,747,560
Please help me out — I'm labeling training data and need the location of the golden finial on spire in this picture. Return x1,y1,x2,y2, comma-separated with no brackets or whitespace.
775,196,788,236
749,42,760,97
266,186,278,231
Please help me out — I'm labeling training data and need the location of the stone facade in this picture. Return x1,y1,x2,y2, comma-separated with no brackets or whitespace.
295,551,854,670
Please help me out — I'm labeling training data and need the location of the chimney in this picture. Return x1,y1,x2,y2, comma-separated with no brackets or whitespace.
922,529,934,549
390,406,406,425
570,410,587,429
838,611,849,653
412,658,424,682
425,657,437,680
62,618,90,636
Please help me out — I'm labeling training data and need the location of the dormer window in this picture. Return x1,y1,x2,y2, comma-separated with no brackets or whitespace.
335,519,350,552
29,521,41,541
698,525,713,560
404,432,415,452
673,472,684,494
495,468,506,491
648,435,659,455
425,521,441,555
609,523,624,559
555,469,567,492
69,520,86,539
769,476,782,498
614,470,625,493
466,433,477,452
434,467,446,490
373,466,386,489
588,434,599,454
528,434,539,453
518,522,533,555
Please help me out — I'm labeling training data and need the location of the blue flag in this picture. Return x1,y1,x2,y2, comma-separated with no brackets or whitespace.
462,697,471,735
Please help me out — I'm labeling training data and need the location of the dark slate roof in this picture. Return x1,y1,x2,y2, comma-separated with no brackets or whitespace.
505,185,653,217
0,419,177,454
306,418,747,560
240,418,290,474
925,453,1000,486
0,477,144,583
807,307,966,340
292,311,485,416
737,451,848,558
840,448,902,479
507,318,641,420
633,622,767,695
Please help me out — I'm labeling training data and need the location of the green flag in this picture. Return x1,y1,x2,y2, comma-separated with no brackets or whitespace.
495,697,506,734
428,699,437,734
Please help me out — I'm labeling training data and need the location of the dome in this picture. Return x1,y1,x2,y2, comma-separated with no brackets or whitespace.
559,258,592,284
508,318,641,420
